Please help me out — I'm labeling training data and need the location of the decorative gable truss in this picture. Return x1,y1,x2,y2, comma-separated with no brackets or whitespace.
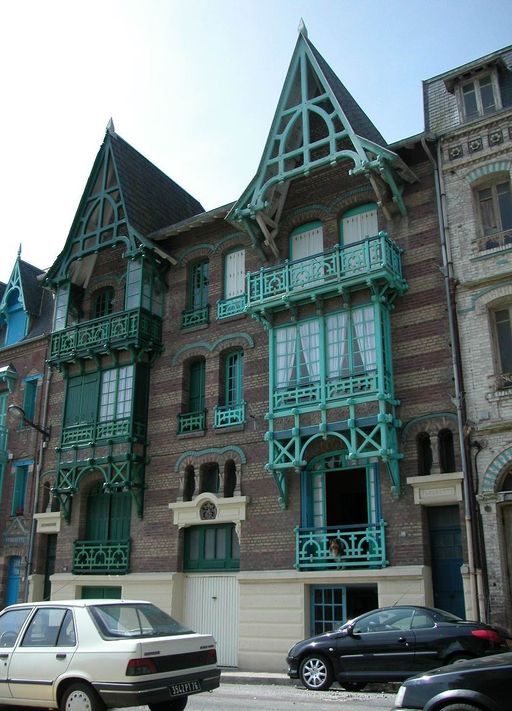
0,254,31,346
228,26,416,257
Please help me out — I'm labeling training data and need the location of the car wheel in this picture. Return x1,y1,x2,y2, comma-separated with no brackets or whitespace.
149,698,188,711
61,682,105,711
299,654,333,691
438,704,481,711
340,681,367,691
447,653,475,664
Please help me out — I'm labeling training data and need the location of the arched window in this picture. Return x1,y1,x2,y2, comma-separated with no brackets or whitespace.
199,463,219,495
500,471,512,492
183,465,195,501
417,432,433,476
473,174,512,250
340,203,378,246
438,429,456,473
223,460,237,498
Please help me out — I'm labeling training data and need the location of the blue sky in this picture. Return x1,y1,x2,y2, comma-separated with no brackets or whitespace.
1,0,510,282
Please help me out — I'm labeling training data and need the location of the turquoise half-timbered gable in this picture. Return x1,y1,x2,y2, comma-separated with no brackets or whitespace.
0,253,49,348
45,123,203,553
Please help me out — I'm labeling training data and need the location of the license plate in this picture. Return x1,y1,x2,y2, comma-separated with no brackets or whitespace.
170,680,201,696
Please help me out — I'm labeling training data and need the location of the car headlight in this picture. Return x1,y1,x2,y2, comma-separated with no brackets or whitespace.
394,684,406,707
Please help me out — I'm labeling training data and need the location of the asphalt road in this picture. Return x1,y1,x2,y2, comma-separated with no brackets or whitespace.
126,683,397,710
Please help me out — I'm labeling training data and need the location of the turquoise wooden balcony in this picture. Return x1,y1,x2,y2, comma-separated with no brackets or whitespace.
61,418,146,448
246,233,406,310
73,539,130,574
49,308,162,363
295,522,387,571
214,402,245,428
216,295,246,320
177,410,206,434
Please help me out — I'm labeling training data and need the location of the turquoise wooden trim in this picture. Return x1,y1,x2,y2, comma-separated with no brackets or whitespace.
175,445,247,471
295,521,387,570
73,539,130,574
0,257,27,312
214,403,246,428
217,295,246,319
181,305,209,328
482,445,512,492
171,332,254,365
466,161,511,184
0,366,18,393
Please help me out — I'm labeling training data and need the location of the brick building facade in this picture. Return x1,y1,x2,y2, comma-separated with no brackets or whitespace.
2,30,505,672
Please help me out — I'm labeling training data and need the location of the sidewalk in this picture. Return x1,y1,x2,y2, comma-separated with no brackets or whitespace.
220,669,291,686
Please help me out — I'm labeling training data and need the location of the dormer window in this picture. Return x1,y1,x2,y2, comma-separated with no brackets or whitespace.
457,71,501,122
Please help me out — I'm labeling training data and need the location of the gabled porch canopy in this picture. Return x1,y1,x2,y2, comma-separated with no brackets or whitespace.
227,24,416,257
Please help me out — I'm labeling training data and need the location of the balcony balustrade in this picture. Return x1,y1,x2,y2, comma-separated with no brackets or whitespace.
73,539,130,574
181,305,209,329
214,402,245,428
49,308,162,363
61,418,146,448
216,295,246,320
246,233,404,310
295,522,387,571
177,410,206,434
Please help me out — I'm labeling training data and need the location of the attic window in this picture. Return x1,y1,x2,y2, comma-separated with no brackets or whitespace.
454,69,501,123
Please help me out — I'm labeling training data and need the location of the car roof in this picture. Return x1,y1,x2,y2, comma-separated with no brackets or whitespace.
3,599,151,609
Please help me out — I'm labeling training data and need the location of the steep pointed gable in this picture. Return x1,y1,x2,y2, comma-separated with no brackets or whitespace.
0,255,50,345
45,128,203,285
227,27,415,255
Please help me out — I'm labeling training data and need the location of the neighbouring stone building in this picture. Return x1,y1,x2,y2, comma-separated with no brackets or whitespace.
423,44,512,632
3,29,508,672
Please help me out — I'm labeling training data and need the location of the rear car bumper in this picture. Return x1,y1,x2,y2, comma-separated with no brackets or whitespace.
93,667,221,707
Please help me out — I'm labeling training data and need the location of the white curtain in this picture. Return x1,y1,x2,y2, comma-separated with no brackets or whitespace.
326,313,348,377
352,307,376,370
299,321,320,382
276,326,296,389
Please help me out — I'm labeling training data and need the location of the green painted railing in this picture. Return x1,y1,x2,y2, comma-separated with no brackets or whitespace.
181,306,209,328
274,370,393,409
177,410,206,434
216,295,246,320
246,233,405,309
214,402,245,428
73,539,130,574
295,522,387,570
49,308,162,362
61,419,146,447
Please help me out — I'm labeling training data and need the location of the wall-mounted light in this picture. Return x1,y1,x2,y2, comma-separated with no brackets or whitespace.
8,404,51,440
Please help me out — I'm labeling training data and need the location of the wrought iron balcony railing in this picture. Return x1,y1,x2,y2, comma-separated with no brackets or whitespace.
216,295,246,320
295,522,387,571
214,402,245,428
246,233,405,310
177,410,206,434
49,308,162,363
73,539,130,574
181,305,209,329
476,229,512,252
61,418,146,448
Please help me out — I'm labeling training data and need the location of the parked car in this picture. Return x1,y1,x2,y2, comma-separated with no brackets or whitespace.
286,605,508,691
0,599,220,711
391,651,512,710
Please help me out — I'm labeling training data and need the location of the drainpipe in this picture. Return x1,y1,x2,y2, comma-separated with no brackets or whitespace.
420,135,482,621
24,348,52,602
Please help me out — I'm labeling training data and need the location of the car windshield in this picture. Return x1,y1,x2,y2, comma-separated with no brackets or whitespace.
337,606,463,632
89,603,194,639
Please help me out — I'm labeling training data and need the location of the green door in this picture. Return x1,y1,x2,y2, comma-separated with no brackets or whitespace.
428,506,465,617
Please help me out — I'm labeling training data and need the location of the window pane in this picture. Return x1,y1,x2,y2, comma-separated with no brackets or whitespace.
478,187,497,235
462,82,478,117
497,182,512,231
479,76,496,113
496,309,512,372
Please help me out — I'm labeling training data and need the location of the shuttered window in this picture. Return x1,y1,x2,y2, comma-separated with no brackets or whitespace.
341,204,378,245
225,249,245,299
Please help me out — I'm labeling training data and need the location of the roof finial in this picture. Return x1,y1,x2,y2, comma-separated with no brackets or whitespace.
106,117,116,135
17,243,22,258
298,18,308,38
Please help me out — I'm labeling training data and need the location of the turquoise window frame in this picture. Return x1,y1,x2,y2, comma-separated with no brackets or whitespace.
225,351,244,406
184,524,240,571
22,375,42,423
339,202,378,245
99,365,134,422
289,220,323,260
53,284,70,331
310,585,347,636
189,260,209,310
189,360,205,413
92,287,114,320
274,316,321,390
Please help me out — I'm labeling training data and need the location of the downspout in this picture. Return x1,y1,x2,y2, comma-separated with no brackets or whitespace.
420,135,482,621
24,347,52,602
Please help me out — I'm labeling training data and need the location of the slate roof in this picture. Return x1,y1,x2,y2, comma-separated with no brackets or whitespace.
307,38,388,148
109,132,204,236
19,260,45,315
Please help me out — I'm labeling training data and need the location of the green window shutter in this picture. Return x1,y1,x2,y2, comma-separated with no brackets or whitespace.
64,377,83,426
11,465,28,515
109,492,131,540
85,486,110,541
23,380,38,422
81,372,100,423
189,361,205,412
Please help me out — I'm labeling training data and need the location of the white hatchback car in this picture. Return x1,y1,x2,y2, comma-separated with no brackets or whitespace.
0,599,220,711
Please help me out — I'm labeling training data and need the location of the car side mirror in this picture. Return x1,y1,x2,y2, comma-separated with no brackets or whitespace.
346,624,355,637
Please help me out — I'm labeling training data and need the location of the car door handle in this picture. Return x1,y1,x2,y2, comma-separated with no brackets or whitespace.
56,653,67,659
398,637,408,644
